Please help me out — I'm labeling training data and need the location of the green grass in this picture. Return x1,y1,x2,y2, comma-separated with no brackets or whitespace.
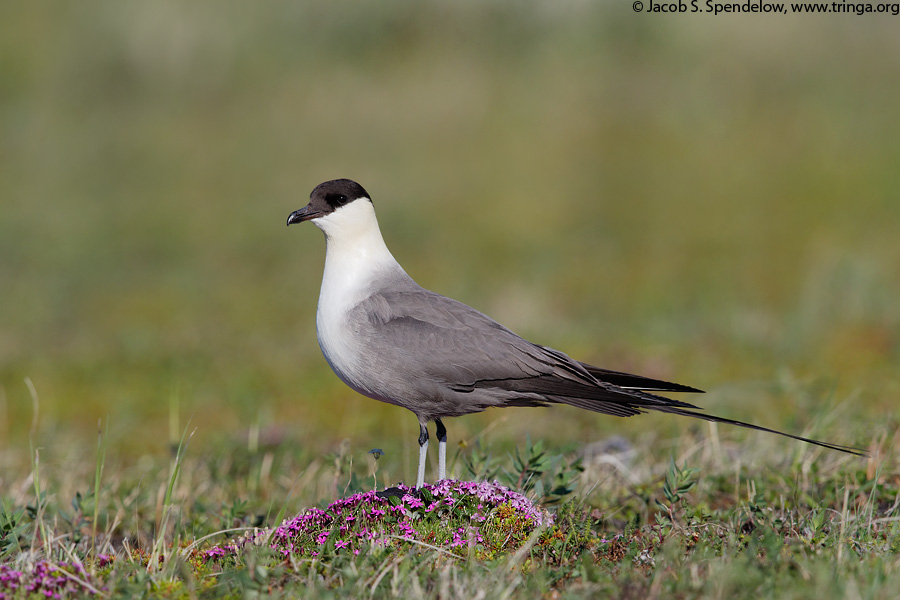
0,423,897,598
2,1,899,597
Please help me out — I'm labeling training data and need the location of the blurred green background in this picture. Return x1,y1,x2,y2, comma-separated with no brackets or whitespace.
1,2,897,479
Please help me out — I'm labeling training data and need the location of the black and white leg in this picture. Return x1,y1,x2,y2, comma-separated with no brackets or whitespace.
435,419,447,481
416,422,429,489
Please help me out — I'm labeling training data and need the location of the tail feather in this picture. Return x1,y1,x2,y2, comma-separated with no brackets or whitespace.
573,361,864,456
646,404,867,456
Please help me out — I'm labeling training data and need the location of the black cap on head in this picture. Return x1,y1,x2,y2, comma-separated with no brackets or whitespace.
287,179,372,225
312,179,371,209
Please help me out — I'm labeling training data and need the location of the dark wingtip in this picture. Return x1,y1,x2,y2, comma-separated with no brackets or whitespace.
578,363,704,393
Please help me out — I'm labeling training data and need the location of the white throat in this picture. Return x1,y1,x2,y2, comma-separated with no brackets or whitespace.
313,199,403,297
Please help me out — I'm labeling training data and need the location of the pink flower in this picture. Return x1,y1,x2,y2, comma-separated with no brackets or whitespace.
402,494,425,509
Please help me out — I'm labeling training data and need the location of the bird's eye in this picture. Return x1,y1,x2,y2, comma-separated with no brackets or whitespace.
327,193,348,206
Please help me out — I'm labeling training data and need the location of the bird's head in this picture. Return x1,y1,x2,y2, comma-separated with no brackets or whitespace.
287,179,374,234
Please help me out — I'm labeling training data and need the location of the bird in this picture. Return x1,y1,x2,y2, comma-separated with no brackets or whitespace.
287,178,865,488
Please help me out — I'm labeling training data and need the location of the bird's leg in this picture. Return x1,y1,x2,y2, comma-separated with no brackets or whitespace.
416,423,429,489
435,419,447,481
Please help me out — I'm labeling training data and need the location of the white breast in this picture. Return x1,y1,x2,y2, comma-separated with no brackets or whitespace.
311,200,407,394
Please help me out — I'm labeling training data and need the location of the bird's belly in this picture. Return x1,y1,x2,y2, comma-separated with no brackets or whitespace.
315,307,403,406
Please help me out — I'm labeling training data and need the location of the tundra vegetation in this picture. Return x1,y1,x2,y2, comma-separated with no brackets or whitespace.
1,2,898,598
